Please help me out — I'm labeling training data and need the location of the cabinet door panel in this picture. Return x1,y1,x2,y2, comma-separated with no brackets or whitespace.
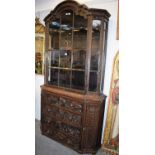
82,127,97,149
85,104,100,127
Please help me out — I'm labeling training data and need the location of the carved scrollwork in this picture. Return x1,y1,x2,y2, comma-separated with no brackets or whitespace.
60,109,82,126
59,123,81,140
44,104,82,126
43,92,83,113
44,92,59,105
59,97,83,113
42,116,81,149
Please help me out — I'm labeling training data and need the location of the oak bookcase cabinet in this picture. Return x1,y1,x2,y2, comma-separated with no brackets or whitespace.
41,0,110,154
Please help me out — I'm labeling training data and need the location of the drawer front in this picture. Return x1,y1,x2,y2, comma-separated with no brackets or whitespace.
43,104,82,127
59,97,83,113
42,91,59,105
42,91,83,114
41,115,81,150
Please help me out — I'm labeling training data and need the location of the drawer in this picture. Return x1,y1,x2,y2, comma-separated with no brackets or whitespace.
42,91,83,114
43,104,59,116
42,91,59,105
61,109,82,127
41,116,81,150
42,115,81,139
58,122,81,140
59,97,83,113
43,104,82,128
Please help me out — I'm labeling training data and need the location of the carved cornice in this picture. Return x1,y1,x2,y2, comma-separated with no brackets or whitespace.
44,0,110,24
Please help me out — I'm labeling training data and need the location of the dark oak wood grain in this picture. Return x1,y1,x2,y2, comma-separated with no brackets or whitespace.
41,86,106,154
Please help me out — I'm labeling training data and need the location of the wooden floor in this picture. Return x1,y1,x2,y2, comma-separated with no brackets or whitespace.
35,119,107,155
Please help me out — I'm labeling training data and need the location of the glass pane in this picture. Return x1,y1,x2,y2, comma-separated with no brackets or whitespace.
60,50,71,68
61,10,73,28
74,15,87,28
72,50,86,69
49,68,58,86
73,15,87,50
89,71,97,91
60,29,72,50
60,10,73,50
72,71,85,90
49,19,60,49
59,69,71,88
90,20,101,71
51,50,59,67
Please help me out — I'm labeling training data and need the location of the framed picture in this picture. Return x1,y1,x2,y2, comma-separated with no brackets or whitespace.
35,17,45,74
102,52,119,155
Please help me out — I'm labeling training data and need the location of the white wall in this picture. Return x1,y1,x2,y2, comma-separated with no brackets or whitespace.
35,75,44,120
100,1,119,140
35,0,119,140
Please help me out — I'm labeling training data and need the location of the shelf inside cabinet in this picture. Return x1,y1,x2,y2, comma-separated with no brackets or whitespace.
48,66,85,72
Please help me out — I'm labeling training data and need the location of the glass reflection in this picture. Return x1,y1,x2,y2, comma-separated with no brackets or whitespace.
60,50,71,68
49,19,60,49
51,50,59,67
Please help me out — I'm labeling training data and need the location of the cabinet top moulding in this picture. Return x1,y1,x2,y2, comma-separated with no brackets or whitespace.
44,0,111,23
41,85,106,103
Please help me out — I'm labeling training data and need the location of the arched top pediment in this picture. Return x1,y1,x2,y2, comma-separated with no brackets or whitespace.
44,0,110,23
